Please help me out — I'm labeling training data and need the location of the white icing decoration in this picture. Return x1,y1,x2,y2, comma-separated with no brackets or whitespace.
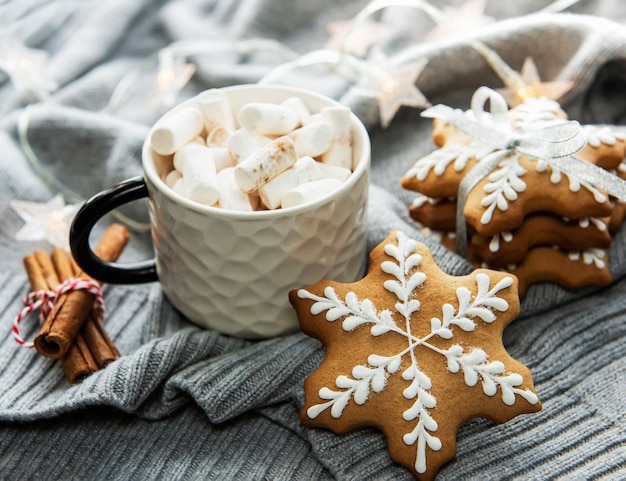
489,235,500,253
411,194,445,208
582,125,626,147
297,231,537,475
549,168,606,201
589,217,607,232
568,248,607,269
422,229,456,244
407,141,492,181
577,216,606,232
550,167,563,185
479,153,526,224
510,97,564,132
488,231,513,253
411,194,430,208
535,159,548,173
573,175,607,203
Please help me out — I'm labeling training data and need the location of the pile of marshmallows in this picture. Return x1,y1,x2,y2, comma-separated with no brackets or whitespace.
150,89,354,211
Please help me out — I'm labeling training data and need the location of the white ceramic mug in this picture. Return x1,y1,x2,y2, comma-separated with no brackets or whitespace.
69,85,370,339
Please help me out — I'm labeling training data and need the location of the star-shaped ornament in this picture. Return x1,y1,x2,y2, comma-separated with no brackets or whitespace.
11,194,80,248
497,57,573,107
155,56,196,108
426,0,494,40
353,53,430,128
0,35,57,100
290,230,541,480
325,19,389,57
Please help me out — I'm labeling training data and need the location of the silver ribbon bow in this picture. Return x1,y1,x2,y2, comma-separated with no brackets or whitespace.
421,86,626,257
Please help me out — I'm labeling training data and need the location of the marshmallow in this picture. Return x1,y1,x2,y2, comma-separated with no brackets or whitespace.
322,141,353,169
321,106,353,169
217,167,255,211
197,89,235,131
171,178,186,196
180,145,220,205
164,169,182,188
258,156,322,209
316,162,352,182
281,178,343,208
206,126,232,147
227,128,273,163
288,121,333,158
210,147,235,172
150,106,204,156
173,141,205,172
302,113,323,126
234,136,298,193
238,102,299,135
159,95,357,212
281,96,311,125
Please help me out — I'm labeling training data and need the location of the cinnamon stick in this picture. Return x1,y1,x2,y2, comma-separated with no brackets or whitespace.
63,250,120,367
23,250,98,382
23,251,57,292
61,334,98,384
50,248,102,381
34,224,129,359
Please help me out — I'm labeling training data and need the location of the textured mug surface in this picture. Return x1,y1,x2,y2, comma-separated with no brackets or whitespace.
144,85,370,338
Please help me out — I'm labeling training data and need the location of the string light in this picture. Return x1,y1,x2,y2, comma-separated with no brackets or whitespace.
539,0,582,13
154,39,298,106
351,54,430,128
425,0,494,40
497,56,573,106
10,194,80,248
156,56,196,108
325,19,389,56
335,0,581,109
259,0,582,126
260,1,441,128
0,35,57,102
9,0,585,244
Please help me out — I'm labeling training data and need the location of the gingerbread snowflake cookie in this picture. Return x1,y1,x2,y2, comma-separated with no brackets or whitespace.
290,230,541,480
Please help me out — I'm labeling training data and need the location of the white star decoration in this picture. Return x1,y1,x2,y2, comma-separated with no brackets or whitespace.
155,56,196,108
11,194,80,248
0,35,57,100
426,0,494,40
325,19,389,57
355,53,430,129
497,57,573,107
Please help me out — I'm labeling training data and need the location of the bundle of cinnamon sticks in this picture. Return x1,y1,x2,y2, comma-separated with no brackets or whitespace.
22,224,129,383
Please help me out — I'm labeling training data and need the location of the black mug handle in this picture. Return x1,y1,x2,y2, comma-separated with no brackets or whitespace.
69,176,158,284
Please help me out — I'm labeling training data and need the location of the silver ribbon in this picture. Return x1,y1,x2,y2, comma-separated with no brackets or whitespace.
421,86,626,257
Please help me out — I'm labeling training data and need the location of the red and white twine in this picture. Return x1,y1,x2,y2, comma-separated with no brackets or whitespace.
12,278,105,348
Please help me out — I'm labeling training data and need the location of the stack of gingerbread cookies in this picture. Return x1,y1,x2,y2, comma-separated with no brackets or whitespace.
401,89,626,296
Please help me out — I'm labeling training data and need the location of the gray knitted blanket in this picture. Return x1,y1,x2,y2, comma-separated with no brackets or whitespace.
0,1,625,479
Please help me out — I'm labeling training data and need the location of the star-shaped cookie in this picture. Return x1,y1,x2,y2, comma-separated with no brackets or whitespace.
401,97,614,237
290,230,541,480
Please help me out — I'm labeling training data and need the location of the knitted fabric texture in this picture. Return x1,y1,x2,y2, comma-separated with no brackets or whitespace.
0,1,625,479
